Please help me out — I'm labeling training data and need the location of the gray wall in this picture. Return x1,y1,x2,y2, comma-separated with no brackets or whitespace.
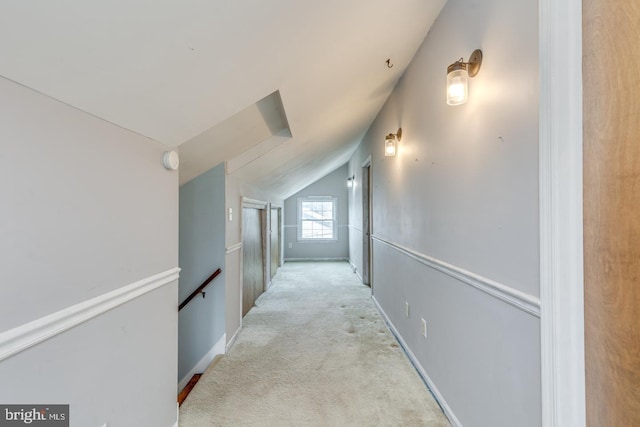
0,76,179,426
178,163,226,383
284,164,349,260
348,0,541,425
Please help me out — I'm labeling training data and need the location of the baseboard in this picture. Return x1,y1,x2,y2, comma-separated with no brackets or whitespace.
178,333,226,392
372,296,463,427
348,259,363,283
226,326,241,353
0,267,180,362
173,402,178,427
284,257,348,262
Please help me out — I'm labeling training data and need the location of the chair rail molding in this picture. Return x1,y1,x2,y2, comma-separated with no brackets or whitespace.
0,267,181,362
372,235,540,317
225,242,243,254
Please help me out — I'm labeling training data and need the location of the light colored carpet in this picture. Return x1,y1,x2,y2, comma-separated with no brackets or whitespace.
179,261,450,427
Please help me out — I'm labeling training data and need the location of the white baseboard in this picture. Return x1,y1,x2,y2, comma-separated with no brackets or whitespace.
226,326,241,353
284,257,348,262
348,259,363,283
372,296,462,427
173,402,179,427
178,333,226,392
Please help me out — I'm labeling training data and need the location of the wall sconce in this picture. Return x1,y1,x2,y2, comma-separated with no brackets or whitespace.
385,128,402,157
347,175,355,188
446,49,483,106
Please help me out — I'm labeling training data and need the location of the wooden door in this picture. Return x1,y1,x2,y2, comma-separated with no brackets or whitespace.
270,208,280,279
362,163,372,286
242,207,264,317
583,0,640,425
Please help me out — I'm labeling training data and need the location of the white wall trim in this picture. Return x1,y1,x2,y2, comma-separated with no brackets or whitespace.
348,259,363,283
0,267,180,362
174,402,179,427
539,0,586,425
372,235,540,317
226,326,242,353
284,257,349,262
372,296,462,427
178,333,226,392
225,242,243,254
242,197,267,209
348,224,363,233
361,155,372,168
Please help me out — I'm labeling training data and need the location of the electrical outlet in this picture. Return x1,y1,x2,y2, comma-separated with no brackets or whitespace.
405,301,410,318
421,318,427,338
288,243,292,248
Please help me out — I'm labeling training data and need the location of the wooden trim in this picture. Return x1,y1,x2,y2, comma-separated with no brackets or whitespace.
539,0,586,425
178,374,202,406
0,267,180,362
372,235,540,316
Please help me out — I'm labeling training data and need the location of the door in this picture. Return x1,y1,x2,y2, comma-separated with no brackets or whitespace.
242,207,264,317
270,208,280,279
362,162,372,286
583,0,640,424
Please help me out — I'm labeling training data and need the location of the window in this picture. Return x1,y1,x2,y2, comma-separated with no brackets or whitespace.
297,197,337,241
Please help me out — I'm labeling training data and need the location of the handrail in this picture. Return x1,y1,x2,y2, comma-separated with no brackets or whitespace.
178,268,222,311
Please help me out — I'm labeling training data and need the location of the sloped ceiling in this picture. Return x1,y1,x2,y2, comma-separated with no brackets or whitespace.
0,0,447,199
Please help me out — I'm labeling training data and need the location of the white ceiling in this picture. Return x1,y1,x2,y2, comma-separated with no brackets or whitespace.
0,0,446,199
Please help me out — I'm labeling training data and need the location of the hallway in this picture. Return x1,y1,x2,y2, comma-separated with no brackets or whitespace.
179,262,449,426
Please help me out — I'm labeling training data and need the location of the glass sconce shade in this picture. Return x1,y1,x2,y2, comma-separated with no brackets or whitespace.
385,137,397,156
384,128,401,157
447,67,468,105
446,50,482,106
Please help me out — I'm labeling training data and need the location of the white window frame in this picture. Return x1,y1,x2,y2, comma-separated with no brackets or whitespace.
297,196,338,242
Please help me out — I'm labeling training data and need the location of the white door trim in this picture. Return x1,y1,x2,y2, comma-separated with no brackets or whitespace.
539,0,586,426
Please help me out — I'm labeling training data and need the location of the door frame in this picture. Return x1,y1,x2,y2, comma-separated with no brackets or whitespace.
539,0,585,425
269,205,282,281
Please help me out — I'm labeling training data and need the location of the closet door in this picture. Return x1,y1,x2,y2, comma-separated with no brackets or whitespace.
242,207,264,316
583,0,640,424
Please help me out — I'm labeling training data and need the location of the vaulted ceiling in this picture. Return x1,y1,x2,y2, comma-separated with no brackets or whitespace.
0,0,446,198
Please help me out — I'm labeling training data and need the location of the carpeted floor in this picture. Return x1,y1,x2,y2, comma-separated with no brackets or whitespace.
179,261,450,427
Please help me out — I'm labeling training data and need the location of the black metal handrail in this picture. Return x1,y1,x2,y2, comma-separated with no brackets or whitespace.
178,268,222,311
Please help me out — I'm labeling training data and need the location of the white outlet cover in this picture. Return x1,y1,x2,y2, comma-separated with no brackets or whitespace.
405,302,410,317
421,318,427,338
